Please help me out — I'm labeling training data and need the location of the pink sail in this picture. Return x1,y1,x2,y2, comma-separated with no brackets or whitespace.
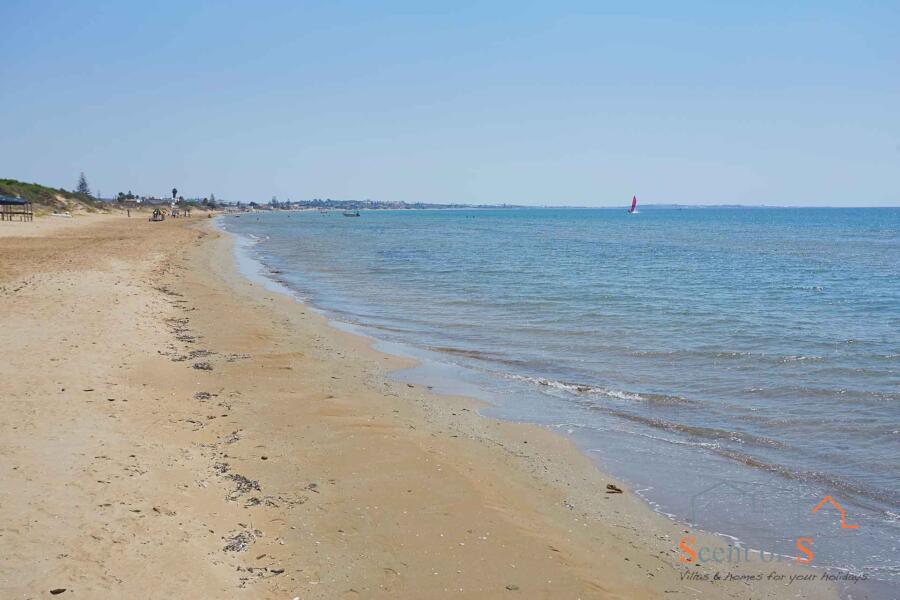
629,195,637,213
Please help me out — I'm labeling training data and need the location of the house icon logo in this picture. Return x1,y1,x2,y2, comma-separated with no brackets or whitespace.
795,495,860,564
811,495,859,529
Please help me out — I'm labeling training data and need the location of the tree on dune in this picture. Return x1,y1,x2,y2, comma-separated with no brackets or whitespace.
76,172,91,197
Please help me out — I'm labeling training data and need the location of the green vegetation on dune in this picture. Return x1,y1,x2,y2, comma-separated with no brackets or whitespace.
0,178,106,213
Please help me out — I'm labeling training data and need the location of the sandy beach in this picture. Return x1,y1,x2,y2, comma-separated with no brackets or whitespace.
0,214,838,599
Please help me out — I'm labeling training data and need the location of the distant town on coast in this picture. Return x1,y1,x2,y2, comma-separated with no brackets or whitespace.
103,191,528,211
2,176,792,215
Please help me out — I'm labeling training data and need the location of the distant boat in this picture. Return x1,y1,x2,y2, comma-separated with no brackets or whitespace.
628,195,637,214
343,211,360,217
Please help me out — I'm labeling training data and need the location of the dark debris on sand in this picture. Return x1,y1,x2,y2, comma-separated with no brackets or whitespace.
225,473,261,501
223,528,262,552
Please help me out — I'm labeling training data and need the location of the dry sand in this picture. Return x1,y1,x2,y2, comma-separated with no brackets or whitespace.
0,215,837,599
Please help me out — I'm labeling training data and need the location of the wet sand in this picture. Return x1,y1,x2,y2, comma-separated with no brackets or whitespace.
0,214,837,598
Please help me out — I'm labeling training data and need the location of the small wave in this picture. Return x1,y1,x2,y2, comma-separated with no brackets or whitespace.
503,373,697,406
427,346,542,369
355,321,419,336
783,284,826,293
584,405,789,450
712,350,755,359
714,448,900,509
629,348,755,360
619,427,723,450
504,374,645,401
779,354,824,363
503,377,789,449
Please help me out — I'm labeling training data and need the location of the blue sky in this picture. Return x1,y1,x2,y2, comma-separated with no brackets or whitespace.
1,1,897,206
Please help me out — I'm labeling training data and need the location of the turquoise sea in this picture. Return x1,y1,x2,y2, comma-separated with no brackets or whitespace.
221,207,899,590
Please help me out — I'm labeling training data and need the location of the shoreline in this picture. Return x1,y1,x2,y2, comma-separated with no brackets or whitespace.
1,214,841,598
210,216,851,598
215,212,891,591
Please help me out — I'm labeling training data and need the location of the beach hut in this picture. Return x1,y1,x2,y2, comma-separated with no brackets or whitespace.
0,196,33,222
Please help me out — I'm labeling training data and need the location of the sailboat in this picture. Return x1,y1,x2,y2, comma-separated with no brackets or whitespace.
627,195,637,214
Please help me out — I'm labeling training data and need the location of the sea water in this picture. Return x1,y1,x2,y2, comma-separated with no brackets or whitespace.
221,207,899,590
